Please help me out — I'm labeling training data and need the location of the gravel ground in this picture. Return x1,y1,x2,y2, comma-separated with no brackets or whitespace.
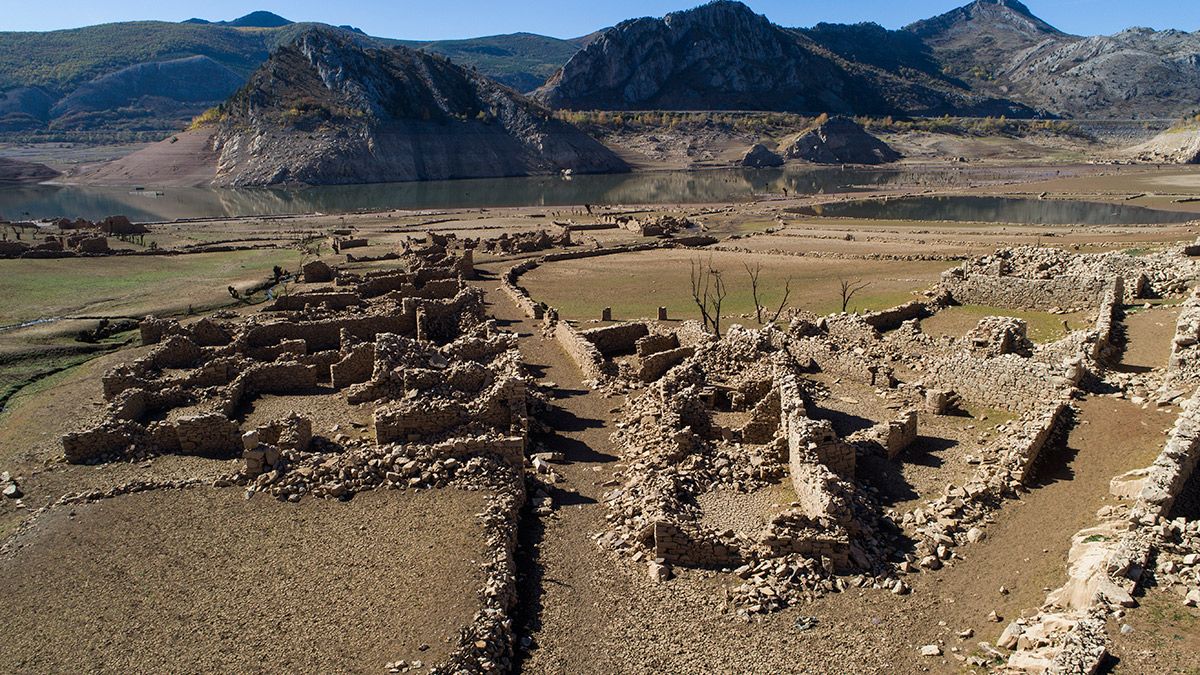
0,487,487,673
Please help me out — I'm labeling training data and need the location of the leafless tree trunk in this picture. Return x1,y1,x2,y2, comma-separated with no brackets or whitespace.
745,263,764,323
708,268,726,334
690,257,727,333
769,277,793,324
839,278,871,313
690,258,714,331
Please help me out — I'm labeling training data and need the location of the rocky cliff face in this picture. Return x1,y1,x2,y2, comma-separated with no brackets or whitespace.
908,0,1200,118
532,1,1032,117
203,28,626,186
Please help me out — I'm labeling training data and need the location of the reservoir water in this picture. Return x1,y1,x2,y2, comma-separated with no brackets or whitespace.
0,166,1071,222
791,195,1196,225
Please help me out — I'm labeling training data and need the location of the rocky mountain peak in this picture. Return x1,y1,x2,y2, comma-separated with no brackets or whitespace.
906,0,1064,41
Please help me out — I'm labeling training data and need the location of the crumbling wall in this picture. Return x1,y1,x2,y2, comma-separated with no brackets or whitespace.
650,520,744,567
1166,289,1200,391
925,350,1077,415
943,274,1108,310
580,322,650,356
554,320,611,381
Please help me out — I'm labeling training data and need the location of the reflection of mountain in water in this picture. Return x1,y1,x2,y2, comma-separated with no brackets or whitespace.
795,195,1197,225
0,168,1066,222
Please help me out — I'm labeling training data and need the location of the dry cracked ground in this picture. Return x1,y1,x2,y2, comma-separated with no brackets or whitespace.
2,163,1200,674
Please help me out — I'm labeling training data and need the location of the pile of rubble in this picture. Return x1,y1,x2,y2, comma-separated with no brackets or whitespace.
481,228,573,254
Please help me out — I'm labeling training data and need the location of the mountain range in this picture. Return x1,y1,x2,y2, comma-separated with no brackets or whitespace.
2,0,1198,140
88,27,626,186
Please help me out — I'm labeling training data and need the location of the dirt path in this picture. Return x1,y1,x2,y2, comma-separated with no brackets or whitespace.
472,269,632,672
1117,305,1182,373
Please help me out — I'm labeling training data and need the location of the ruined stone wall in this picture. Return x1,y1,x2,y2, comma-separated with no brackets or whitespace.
501,260,544,319
243,314,415,352
1136,388,1200,519
861,297,941,332
268,292,362,312
554,320,611,381
1166,290,1200,391
580,322,650,356
925,350,1074,415
942,274,1108,310
651,520,744,568
330,343,375,388
636,333,678,357
636,346,695,382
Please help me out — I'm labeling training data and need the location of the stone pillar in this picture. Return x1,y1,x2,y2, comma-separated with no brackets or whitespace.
658,307,668,321
602,307,612,321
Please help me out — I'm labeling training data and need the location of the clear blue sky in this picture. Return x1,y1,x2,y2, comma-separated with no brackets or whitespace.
2,0,1196,39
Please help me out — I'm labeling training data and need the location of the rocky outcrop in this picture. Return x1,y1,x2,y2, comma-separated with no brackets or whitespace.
738,143,783,168
210,28,626,185
532,1,1031,117
1125,129,1200,165
781,117,900,165
0,157,58,184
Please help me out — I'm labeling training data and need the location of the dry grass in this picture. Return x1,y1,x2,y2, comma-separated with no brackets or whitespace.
520,249,949,324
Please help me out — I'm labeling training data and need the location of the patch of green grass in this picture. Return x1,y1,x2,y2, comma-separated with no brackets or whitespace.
922,304,1090,343
0,348,103,411
0,249,296,325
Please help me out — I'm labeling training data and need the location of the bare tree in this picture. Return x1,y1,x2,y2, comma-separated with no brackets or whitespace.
744,263,764,323
708,267,727,334
689,258,714,330
839,278,871,313
768,277,793,324
690,257,728,334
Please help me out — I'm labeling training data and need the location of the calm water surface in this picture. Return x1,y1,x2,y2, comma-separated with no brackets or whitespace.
793,195,1196,225
0,166,1065,222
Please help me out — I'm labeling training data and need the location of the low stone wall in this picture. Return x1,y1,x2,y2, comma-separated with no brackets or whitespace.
554,320,611,381
852,410,918,460
861,296,943,332
268,292,362,312
650,520,744,567
779,368,855,525
501,260,544,319
636,333,678,357
330,343,374,388
942,273,1110,310
1166,290,1200,392
637,346,695,382
925,350,1077,415
580,322,650,356
1136,388,1200,518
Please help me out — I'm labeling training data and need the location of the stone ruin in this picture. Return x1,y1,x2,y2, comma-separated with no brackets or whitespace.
47,234,1200,671
58,238,527,673
503,242,1200,646
480,228,573,255
601,213,697,237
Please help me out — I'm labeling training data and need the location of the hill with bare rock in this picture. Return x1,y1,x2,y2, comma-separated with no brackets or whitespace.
0,157,59,184
783,116,902,165
532,1,1034,117
91,28,627,187
907,0,1200,119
